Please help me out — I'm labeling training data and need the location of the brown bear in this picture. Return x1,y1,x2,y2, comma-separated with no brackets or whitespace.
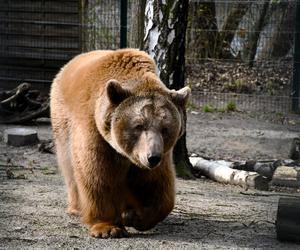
50,48,190,238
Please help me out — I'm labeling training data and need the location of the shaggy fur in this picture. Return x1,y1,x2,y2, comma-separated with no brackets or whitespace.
50,49,190,238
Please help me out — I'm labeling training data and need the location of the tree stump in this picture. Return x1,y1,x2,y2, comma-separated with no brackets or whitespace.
276,197,300,243
4,128,39,147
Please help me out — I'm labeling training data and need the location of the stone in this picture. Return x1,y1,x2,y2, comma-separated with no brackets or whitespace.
4,128,39,147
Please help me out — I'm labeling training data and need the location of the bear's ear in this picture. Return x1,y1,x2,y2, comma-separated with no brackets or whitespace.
106,79,131,105
170,86,191,107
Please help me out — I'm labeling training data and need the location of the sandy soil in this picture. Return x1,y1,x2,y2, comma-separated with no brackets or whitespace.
1,111,300,249
187,111,300,161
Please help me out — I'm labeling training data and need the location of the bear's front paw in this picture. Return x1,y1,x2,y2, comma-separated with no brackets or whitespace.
122,209,141,228
90,223,128,238
122,208,156,231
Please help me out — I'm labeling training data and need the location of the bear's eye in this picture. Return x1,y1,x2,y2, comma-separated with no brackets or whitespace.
134,124,144,131
161,127,168,136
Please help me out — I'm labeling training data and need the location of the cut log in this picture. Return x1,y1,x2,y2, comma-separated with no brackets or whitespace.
272,166,300,187
276,197,300,243
190,157,269,190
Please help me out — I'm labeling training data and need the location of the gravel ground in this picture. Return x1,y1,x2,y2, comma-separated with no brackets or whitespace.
1,111,300,249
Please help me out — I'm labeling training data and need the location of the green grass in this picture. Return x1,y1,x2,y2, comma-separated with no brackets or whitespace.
225,101,236,112
202,104,214,113
201,101,237,113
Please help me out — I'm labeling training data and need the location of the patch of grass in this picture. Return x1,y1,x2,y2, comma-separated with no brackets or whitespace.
225,101,236,112
200,102,237,113
202,104,214,113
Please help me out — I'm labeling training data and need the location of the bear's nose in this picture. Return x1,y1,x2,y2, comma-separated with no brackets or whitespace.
147,154,161,168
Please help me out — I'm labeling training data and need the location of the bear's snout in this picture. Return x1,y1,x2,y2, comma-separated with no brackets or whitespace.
147,154,161,168
135,130,164,169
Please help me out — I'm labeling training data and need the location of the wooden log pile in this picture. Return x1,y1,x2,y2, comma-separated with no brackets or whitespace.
0,83,49,124
190,156,300,191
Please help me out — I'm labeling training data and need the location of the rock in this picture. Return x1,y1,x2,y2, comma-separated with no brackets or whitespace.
4,128,39,147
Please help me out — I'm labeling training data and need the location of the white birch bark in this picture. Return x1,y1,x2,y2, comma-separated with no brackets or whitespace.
144,0,188,88
190,157,269,190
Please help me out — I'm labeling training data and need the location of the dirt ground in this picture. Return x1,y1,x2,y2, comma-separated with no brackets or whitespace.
1,111,300,249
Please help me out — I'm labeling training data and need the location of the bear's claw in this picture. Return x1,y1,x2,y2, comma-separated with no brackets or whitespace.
90,223,129,238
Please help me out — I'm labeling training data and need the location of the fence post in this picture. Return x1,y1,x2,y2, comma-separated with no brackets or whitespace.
120,0,128,48
292,0,300,112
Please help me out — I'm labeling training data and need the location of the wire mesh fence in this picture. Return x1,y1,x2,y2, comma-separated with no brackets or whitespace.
0,0,299,113
190,91,294,113
185,0,298,113
81,0,142,51
83,0,299,113
82,0,120,51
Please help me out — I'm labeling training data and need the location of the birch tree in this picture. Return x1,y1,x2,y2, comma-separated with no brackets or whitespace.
144,0,193,178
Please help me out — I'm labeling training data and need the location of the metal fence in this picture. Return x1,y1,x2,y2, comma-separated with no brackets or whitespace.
186,0,298,113
82,0,143,50
82,0,120,50
0,0,299,113
84,0,299,113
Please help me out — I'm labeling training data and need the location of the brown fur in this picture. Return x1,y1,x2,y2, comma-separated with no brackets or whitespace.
50,49,190,238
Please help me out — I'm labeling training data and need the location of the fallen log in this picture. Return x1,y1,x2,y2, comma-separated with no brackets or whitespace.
231,160,291,179
189,157,269,190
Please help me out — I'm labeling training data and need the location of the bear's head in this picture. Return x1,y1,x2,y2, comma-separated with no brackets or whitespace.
96,79,190,169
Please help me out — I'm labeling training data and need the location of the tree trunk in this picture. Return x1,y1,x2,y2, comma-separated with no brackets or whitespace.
217,2,250,58
260,2,296,60
242,2,269,66
144,0,193,178
186,1,218,59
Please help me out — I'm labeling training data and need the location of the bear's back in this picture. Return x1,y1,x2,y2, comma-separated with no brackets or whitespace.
51,49,158,117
